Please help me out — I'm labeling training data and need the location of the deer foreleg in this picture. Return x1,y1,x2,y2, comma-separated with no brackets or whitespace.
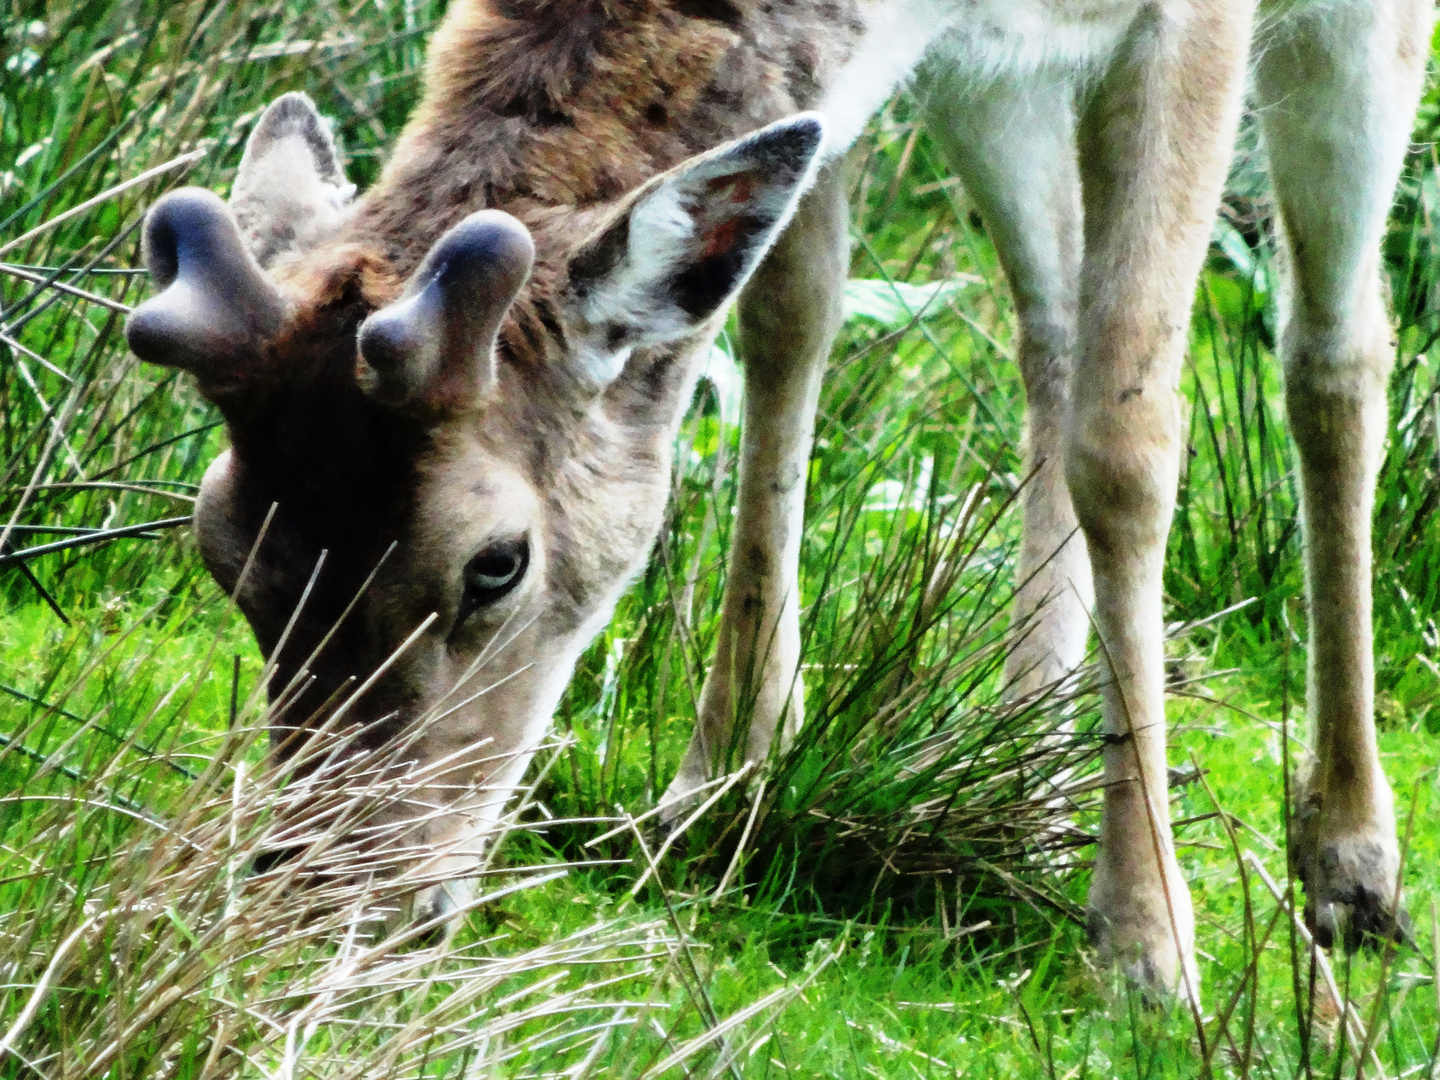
661,168,849,815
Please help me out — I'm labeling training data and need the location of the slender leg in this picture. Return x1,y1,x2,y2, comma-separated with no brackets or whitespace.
922,68,1092,698
1067,0,1252,1000
660,167,849,813
1255,0,1431,951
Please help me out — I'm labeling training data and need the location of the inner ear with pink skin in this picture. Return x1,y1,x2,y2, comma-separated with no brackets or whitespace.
558,112,826,390
355,211,535,417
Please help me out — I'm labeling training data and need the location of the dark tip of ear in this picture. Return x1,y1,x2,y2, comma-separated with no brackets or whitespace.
251,91,343,182
779,111,825,145
743,111,825,167
260,91,324,130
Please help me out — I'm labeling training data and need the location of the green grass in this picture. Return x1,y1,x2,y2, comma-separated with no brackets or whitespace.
3,1,1440,1076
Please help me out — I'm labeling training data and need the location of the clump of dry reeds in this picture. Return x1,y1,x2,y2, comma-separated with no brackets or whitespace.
0,666,841,1079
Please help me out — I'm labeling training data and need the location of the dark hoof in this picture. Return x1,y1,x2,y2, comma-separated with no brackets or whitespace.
648,810,686,850
410,918,448,948
1306,885,1412,954
1295,836,1410,954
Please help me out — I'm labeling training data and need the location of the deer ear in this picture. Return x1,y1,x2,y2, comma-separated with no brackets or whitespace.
230,92,356,268
558,113,825,390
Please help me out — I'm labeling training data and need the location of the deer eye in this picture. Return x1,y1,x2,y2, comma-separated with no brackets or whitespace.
456,538,528,626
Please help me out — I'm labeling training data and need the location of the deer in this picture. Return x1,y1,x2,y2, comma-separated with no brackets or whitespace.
123,0,1432,1002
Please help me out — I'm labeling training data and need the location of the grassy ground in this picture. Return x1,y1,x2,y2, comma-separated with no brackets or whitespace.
3,1,1440,1076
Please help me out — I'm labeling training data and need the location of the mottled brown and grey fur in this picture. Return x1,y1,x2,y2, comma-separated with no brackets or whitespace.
126,0,1432,1003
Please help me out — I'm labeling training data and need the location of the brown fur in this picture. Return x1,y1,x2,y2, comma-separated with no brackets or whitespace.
347,0,858,273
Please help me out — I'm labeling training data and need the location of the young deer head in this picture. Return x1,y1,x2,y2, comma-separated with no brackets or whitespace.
127,92,823,919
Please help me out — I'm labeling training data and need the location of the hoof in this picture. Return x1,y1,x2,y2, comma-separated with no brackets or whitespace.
656,768,710,831
1292,831,1408,953
1290,785,1407,953
397,879,473,945
250,844,303,875
1087,854,1200,1008
1088,906,1201,1008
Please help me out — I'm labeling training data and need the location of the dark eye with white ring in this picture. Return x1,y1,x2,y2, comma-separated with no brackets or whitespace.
455,538,528,627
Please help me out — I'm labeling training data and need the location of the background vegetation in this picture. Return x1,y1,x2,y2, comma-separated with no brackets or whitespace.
2,0,1439,1075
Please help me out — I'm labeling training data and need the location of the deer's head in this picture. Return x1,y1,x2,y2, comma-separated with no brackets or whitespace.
126,93,824,918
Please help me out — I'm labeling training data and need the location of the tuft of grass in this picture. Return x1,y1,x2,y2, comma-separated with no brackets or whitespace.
0,584,842,1077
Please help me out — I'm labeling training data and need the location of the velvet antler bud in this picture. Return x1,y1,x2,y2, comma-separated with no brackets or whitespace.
126,188,286,393
356,210,534,415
